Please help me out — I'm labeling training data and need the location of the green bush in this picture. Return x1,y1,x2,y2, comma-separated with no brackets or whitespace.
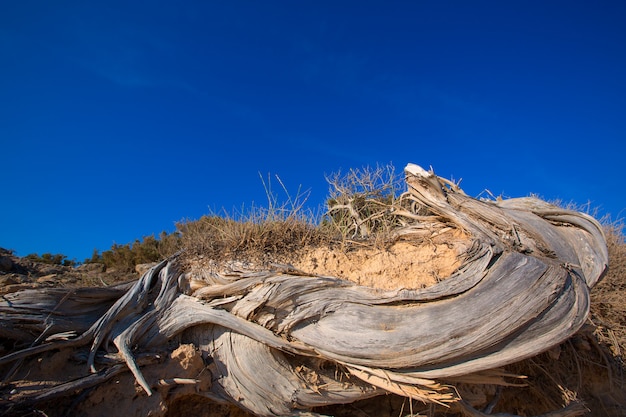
86,231,182,272
25,252,77,267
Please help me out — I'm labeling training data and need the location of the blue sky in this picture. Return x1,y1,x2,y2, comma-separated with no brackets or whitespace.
1,1,625,262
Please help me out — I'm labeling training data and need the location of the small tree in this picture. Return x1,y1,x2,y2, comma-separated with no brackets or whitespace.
25,252,77,267
85,248,103,264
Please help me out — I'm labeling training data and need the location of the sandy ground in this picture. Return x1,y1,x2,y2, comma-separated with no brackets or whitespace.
292,234,466,290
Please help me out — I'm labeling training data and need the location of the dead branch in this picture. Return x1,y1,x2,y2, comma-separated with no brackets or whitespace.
0,163,608,417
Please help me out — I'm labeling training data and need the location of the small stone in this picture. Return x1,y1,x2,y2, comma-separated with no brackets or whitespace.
36,274,58,283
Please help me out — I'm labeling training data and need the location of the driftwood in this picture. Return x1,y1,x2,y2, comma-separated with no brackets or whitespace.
0,164,608,416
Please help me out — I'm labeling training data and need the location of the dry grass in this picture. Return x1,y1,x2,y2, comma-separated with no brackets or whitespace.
176,165,417,265
591,220,626,355
177,174,326,265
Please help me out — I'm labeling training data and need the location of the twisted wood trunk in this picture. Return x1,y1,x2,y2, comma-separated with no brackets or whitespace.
0,164,607,417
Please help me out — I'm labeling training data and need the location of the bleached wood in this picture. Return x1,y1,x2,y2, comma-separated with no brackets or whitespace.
0,164,607,417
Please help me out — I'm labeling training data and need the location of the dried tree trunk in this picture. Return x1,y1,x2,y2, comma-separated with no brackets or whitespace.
0,164,608,417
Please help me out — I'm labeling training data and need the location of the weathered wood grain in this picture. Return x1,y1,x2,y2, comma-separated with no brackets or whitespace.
0,164,608,417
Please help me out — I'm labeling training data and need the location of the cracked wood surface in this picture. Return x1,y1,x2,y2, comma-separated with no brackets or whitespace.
0,164,608,417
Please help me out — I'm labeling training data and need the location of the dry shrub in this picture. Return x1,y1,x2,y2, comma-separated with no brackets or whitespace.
324,163,406,243
177,165,414,265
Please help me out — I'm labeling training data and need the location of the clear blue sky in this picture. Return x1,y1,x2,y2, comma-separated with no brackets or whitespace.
1,1,625,262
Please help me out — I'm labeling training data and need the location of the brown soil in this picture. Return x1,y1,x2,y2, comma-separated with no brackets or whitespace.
69,344,214,417
291,231,467,290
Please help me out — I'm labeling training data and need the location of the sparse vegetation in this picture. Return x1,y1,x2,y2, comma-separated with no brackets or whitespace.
89,165,419,272
24,252,77,267
324,163,404,240
591,219,626,357
84,231,182,272
177,174,321,263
